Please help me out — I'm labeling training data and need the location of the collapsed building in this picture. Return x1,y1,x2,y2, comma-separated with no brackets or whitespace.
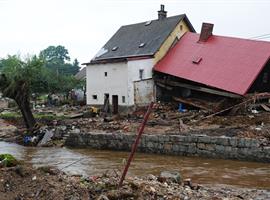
154,23,270,112
84,5,270,114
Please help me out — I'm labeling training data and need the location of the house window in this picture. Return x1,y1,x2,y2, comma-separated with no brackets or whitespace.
139,69,144,79
92,95,97,100
180,25,183,31
122,96,125,103
263,72,268,83
104,72,107,77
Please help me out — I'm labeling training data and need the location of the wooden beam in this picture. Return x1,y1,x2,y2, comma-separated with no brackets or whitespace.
156,82,173,90
155,78,242,98
172,96,213,111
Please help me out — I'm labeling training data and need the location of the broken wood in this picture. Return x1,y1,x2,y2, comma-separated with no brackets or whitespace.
155,78,242,98
261,104,270,112
147,119,172,126
68,113,84,119
118,102,153,188
202,97,255,120
156,82,173,90
173,96,214,112
179,119,188,133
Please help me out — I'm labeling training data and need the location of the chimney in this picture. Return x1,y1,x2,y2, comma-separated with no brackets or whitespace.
199,23,214,42
158,4,167,20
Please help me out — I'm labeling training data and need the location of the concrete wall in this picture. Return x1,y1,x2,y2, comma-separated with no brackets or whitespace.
127,59,154,105
134,79,154,106
66,133,270,162
154,20,190,64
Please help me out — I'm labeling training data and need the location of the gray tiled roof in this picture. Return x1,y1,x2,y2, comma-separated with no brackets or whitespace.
75,67,86,80
90,14,195,63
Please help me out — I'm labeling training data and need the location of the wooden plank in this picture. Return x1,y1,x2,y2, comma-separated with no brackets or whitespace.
155,78,242,98
156,82,173,90
261,104,270,112
173,96,213,111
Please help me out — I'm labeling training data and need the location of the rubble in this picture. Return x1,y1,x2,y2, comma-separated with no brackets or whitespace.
83,169,270,200
0,164,89,200
1,93,270,146
0,119,18,142
37,129,54,147
158,171,182,184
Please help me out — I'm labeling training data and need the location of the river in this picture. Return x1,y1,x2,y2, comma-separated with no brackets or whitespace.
0,141,269,189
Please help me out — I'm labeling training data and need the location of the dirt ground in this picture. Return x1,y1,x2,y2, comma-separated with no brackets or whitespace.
0,164,89,200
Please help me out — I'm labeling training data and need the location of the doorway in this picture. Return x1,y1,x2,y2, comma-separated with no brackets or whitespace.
103,93,110,113
112,95,118,114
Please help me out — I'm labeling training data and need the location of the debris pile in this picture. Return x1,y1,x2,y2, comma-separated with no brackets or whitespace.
1,164,270,200
0,164,89,200
1,93,270,146
84,170,270,200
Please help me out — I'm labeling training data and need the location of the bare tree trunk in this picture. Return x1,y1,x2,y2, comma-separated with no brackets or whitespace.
0,75,36,130
15,98,36,130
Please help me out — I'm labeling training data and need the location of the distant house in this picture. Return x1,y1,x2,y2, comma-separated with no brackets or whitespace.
84,5,195,113
75,67,86,80
154,23,270,101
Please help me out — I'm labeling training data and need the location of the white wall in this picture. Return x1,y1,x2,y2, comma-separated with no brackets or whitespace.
86,62,128,105
127,58,154,105
86,58,155,106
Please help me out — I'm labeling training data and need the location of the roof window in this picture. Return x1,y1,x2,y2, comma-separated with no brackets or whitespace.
139,43,146,48
112,46,118,51
192,57,202,64
145,21,152,26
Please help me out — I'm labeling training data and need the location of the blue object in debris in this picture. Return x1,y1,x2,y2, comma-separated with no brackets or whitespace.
178,103,185,112
23,136,32,144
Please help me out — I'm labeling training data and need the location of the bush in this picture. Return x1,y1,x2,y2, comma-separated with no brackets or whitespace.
0,154,18,167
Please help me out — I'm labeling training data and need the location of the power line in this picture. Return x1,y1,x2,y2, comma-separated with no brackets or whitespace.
252,37,270,41
249,33,270,39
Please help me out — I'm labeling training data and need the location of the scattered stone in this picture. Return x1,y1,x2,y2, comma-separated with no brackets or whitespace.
37,130,54,147
183,178,192,188
158,171,181,184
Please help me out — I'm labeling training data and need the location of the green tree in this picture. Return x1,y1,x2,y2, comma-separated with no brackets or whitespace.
0,52,83,130
71,58,80,75
39,45,79,76
0,55,45,129
39,45,70,65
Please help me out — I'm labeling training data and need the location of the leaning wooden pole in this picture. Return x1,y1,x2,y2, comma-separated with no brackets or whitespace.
118,102,154,188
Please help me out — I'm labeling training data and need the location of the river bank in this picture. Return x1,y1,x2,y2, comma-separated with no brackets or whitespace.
66,132,270,162
1,141,270,190
1,163,270,200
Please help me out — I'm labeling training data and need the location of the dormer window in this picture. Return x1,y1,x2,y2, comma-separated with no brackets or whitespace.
145,21,152,26
139,43,146,48
192,57,202,64
112,46,118,51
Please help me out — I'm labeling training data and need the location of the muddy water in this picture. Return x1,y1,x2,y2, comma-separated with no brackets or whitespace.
0,141,269,189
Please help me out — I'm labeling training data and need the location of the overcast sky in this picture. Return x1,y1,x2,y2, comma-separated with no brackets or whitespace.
0,0,270,66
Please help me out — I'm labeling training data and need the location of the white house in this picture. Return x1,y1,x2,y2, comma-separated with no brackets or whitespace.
84,5,195,113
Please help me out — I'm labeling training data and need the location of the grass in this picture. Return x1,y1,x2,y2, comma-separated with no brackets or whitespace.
0,112,67,121
0,112,21,120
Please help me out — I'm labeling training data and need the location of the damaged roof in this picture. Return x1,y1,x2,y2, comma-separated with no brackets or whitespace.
89,14,195,64
154,32,270,95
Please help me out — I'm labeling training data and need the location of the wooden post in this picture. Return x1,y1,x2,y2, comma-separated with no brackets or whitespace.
118,102,154,188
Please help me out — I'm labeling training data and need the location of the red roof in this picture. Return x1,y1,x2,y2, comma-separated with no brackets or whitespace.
154,32,270,95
